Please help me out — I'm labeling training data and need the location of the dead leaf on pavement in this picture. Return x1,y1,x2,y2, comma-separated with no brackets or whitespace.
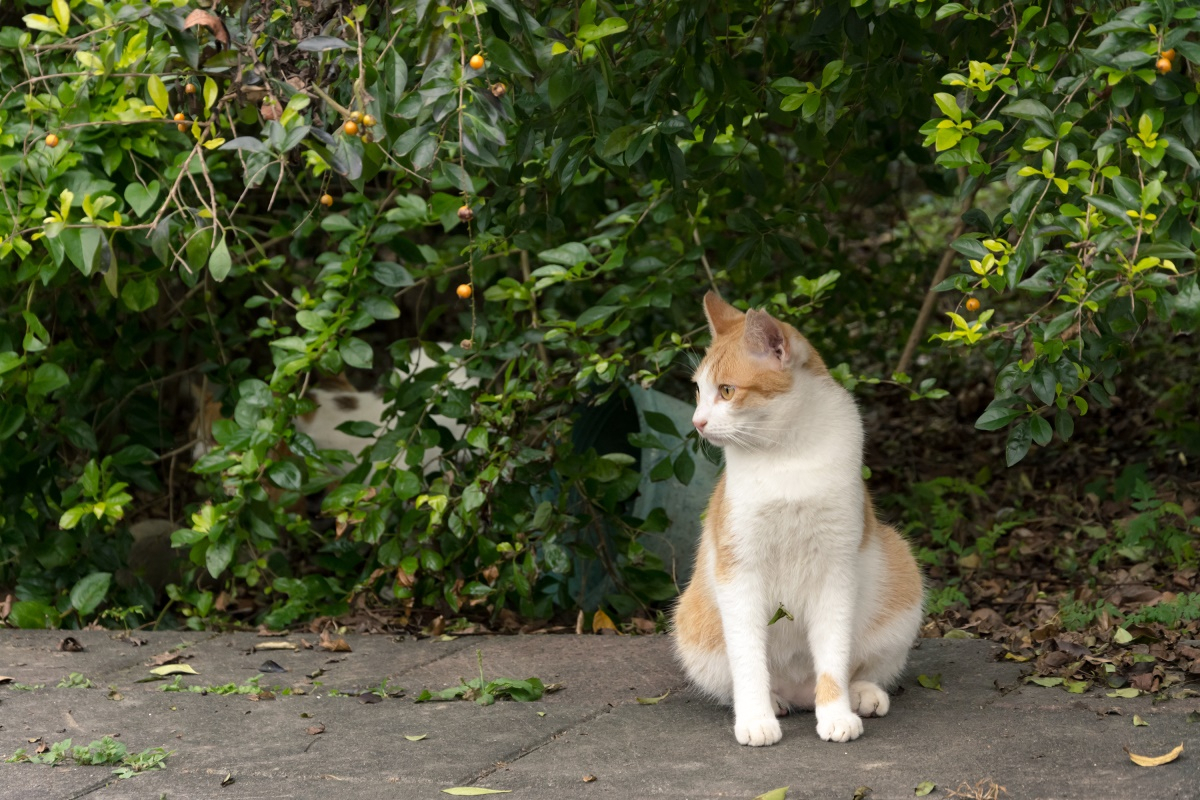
306,724,325,735
752,789,788,800
636,690,670,705
1133,715,1149,727
257,626,289,637
259,660,288,673
0,676,12,684
582,774,597,782
107,687,123,701
58,637,85,652
1126,742,1183,767
319,632,352,652
852,788,872,800
405,734,428,741
358,691,382,704
915,781,936,796
147,650,189,667
591,608,618,634
150,664,198,676
220,773,235,787
917,674,943,691
441,789,512,796
255,641,299,651
1187,711,1199,723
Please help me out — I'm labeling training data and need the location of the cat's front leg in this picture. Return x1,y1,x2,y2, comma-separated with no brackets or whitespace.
807,580,863,743
715,580,781,746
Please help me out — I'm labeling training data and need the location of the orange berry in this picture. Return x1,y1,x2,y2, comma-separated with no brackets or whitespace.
45,133,59,147
344,120,359,135
362,114,376,127
1162,48,1176,61
1156,57,1172,74
320,193,334,207
469,54,485,70
185,83,196,94
350,111,362,122
174,112,186,121
177,123,187,132
456,284,472,299
457,205,474,223
966,297,981,312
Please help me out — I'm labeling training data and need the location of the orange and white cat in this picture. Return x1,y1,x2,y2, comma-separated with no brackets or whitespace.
673,292,923,746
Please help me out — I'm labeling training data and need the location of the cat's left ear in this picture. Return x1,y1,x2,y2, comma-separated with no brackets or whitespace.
744,310,805,367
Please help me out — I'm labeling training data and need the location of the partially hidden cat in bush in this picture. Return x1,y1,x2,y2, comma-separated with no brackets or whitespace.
673,292,923,746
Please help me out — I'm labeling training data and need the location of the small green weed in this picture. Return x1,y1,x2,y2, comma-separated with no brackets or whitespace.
6,736,171,779
162,673,263,694
415,650,546,706
57,672,94,689
7,682,45,691
925,584,970,616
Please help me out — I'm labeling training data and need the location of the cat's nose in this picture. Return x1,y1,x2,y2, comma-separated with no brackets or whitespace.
692,415,707,432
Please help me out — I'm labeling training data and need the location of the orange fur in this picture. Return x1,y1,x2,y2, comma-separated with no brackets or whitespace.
815,673,841,706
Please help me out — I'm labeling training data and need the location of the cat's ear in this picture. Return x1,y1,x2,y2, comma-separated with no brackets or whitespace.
703,291,743,337
744,309,803,367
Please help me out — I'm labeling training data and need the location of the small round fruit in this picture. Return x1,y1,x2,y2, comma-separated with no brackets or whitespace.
1163,48,1176,61
457,205,474,222
174,112,186,121
1157,57,1172,74
344,120,359,135
469,53,485,70
362,114,376,128
185,82,196,94
320,193,334,207
966,297,981,312
177,123,188,132
45,133,59,147
456,284,472,299
350,110,362,122
361,133,371,144
490,82,507,98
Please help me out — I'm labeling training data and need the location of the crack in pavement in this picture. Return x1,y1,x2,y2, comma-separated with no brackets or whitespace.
458,703,616,787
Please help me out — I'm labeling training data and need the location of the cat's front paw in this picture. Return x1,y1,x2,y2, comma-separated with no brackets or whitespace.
815,709,863,743
849,681,890,718
734,715,783,747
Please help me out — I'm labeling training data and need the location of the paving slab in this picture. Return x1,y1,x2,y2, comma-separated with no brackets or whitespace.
1,632,1197,800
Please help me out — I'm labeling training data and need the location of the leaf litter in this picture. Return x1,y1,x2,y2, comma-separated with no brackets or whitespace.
1125,742,1183,767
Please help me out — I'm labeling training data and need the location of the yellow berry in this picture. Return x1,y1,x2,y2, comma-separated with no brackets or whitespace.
174,112,186,121
362,114,377,128
1157,57,1172,74
45,133,59,147
320,193,334,207
185,83,196,94
469,54,485,70
456,284,472,299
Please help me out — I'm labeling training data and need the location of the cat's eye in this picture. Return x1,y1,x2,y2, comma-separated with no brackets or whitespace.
719,384,735,400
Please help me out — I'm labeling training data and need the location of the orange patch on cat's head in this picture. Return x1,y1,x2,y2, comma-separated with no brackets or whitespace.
697,292,827,406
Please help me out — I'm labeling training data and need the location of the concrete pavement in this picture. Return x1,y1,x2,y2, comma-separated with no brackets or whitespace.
1,631,1197,799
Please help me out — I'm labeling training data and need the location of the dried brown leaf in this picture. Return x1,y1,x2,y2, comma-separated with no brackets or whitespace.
306,724,325,735
183,9,229,45
58,637,85,652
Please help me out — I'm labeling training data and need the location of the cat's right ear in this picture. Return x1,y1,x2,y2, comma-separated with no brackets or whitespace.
703,291,743,337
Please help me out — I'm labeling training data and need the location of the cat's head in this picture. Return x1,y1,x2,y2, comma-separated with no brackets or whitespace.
690,291,827,449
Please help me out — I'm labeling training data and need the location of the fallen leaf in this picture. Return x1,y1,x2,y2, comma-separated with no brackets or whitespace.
405,734,427,741
307,668,326,680
1187,711,1200,724
319,632,352,652
183,9,229,45
591,609,618,634
441,789,512,796
852,788,872,800
753,789,788,800
1133,714,1149,727
1113,627,1134,644
220,773,235,786
582,774,597,782
300,713,313,719
359,691,382,704
1107,688,1140,698
636,690,670,705
150,664,198,676
915,781,936,796
58,637,85,652
536,712,546,717
1064,680,1088,694
256,626,289,637
147,651,187,667
0,676,12,684
767,604,794,625
306,724,325,735
1126,742,1183,767
917,674,943,691
259,660,288,673
255,641,298,651
107,688,123,701
1028,677,1063,688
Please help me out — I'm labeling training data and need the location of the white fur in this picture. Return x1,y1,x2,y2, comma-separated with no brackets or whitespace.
677,323,922,747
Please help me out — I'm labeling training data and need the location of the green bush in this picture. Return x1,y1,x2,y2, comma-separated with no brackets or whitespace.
1,0,1196,627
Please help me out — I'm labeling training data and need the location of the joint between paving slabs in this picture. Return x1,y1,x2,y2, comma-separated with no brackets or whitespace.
66,777,116,800
460,703,616,786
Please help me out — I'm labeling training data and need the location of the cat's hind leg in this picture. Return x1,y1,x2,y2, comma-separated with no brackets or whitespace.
849,681,889,718
770,679,815,716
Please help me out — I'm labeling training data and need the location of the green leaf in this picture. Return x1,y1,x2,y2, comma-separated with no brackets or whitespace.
642,411,680,437
70,572,112,616
934,92,961,123
1133,714,1149,727
915,782,936,797
635,690,670,704
974,404,1022,431
917,674,942,691
124,181,160,217
1107,687,1140,698
148,75,169,115
1028,676,1063,687
52,0,69,33
340,337,374,369
767,604,794,625
1030,414,1052,446
267,461,302,490
208,234,231,282
150,664,198,676
203,77,218,115
1113,627,1133,644
1005,418,1032,466
753,790,789,800
206,537,235,579
7,600,59,629
121,278,159,312
29,363,69,396
24,14,61,34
